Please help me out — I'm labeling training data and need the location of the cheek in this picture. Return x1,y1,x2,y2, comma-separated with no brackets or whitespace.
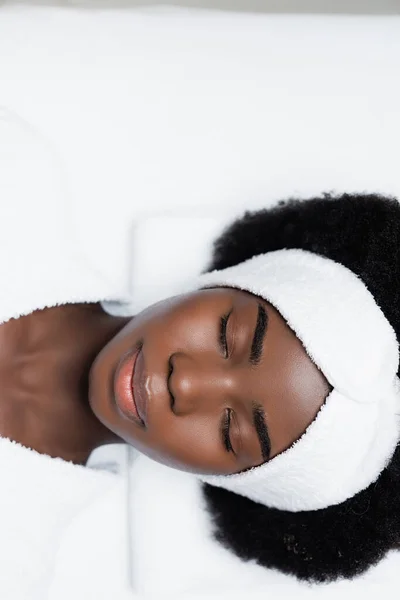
116,413,233,476
140,309,218,369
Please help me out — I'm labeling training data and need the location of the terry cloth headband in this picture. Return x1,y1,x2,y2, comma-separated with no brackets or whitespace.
196,249,400,512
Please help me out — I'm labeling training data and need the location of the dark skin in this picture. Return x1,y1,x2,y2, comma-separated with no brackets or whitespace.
0,289,329,470
0,303,129,464
90,288,330,474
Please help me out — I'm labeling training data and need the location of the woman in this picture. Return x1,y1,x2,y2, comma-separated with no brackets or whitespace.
2,184,399,584
90,191,400,583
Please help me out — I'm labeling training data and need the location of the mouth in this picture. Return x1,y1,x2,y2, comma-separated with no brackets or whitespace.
114,346,145,427
132,345,148,427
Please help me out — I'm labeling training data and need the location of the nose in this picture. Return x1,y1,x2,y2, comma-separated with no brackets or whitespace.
169,352,236,415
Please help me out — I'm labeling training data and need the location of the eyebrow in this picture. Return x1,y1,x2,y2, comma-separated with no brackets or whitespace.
252,403,271,462
249,303,268,365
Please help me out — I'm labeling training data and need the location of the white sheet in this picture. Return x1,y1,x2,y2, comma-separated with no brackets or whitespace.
128,454,400,600
1,5,400,600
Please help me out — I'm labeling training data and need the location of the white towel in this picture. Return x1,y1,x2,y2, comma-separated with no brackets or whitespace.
0,437,117,600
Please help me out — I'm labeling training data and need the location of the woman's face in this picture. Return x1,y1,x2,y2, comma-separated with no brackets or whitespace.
89,288,330,475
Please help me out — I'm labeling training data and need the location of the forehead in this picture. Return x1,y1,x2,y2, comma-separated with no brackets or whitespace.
255,302,331,456
193,285,259,306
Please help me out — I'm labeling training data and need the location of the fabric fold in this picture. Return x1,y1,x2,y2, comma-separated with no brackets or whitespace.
0,437,119,600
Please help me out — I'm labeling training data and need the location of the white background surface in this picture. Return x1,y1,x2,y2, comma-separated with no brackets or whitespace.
1,0,400,14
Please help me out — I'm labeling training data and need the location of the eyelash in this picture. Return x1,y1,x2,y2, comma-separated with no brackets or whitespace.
222,409,234,454
219,312,234,453
167,357,175,409
219,313,230,358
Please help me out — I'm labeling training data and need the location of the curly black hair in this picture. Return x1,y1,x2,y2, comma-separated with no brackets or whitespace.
202,192,400,583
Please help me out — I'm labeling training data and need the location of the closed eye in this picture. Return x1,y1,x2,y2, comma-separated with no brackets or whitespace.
221,408,234,454
219,310,232,358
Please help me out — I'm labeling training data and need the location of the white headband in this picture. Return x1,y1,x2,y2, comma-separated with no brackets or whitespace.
197,249,400,511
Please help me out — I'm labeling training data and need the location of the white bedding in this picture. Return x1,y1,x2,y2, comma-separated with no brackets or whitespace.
0,5,400,599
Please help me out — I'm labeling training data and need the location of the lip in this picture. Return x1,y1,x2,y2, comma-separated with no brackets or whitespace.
132,346,148,427
114,346,144,426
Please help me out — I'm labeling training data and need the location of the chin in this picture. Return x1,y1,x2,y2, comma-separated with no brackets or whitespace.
87,351,115,430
